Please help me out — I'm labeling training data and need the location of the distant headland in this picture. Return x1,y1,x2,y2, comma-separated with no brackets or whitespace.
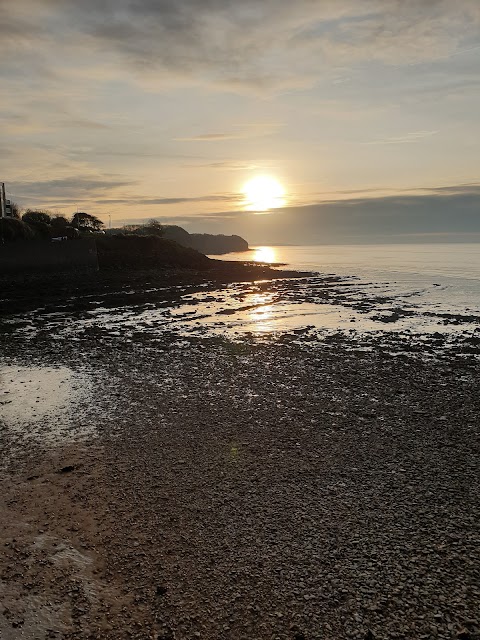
107,223,249,255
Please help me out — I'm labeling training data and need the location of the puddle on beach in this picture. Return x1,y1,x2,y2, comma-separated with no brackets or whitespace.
0,364,93,443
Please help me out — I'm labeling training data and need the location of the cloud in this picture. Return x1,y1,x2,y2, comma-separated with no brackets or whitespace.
181,160,267,171
0,113,48,135
66,118,111,130
2,1,479,94
176,123,283,141
365,130,439,145
82,150,204,160
98,194,242,206
414,182,480,196
176,133,242,141
307,182,480,204
8,176,136,201
0,106,111,136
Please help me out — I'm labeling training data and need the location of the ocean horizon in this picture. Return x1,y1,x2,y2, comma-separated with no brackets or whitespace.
222,242,480,280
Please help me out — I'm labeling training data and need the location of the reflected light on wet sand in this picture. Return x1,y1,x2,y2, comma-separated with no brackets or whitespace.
253,246,276,263
248,292,276,332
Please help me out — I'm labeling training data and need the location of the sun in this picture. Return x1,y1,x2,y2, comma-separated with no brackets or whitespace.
242,176,286,212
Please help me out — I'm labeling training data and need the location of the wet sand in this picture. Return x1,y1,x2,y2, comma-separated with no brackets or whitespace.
1,269,479,640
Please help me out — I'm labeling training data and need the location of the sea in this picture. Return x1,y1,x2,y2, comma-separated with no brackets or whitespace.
202,243,480,338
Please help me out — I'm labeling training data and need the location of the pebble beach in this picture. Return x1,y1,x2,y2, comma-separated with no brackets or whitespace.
1,266,479,640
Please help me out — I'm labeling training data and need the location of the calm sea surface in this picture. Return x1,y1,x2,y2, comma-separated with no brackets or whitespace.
220,243,480,319
223,243,480,283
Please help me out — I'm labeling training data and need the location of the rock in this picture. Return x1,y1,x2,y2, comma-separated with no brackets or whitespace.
56,465,75,473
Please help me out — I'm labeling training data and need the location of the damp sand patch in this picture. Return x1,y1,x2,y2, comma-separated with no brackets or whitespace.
0,364,94,445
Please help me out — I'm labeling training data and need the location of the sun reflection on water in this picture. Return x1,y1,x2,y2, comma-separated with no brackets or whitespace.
253,246,276,263
247,292,276,332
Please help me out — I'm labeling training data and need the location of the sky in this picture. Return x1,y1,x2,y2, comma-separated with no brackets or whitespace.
1,0,480,243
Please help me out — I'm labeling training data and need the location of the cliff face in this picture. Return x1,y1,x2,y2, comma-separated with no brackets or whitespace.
163,226,249,255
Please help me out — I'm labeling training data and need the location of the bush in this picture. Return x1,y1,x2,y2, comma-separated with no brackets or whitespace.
9,202,21,219
51,216,79,239
22,210,52,226
51,215,70,228
31,221,53,239
0,218,35,242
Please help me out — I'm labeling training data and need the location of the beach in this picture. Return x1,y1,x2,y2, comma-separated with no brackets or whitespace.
3,0,479,634
1,265,479,640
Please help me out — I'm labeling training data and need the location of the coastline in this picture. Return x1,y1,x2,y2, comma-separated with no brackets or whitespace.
1,268,479,639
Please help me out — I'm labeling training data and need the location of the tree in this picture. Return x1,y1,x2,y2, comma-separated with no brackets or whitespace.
22,210,52,226
121,219,165,237
22,210,52,239
71,212,104,232
51,215,78,239
143,219,165,237
9,201,21,219
122,224,141,234
51,215,70,228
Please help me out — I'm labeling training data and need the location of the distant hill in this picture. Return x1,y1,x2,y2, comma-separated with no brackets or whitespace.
162,225,249,254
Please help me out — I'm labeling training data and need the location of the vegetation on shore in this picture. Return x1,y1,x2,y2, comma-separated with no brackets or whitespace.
0,211,250,271
0,211,226,271
0,209,103,241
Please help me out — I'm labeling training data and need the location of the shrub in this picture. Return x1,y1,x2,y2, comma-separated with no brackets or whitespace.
51,215,70,228
22,210,52,226
0,217,35,242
